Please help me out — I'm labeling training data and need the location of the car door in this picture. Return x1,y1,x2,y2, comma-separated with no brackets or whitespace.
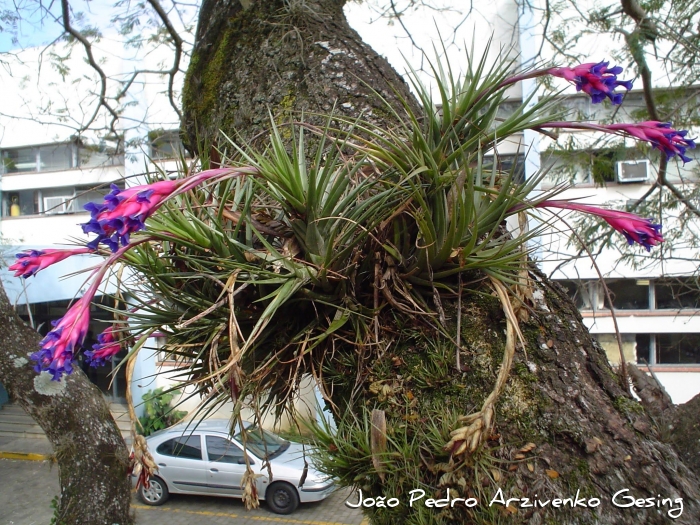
204,434,258,497
154,434,208,494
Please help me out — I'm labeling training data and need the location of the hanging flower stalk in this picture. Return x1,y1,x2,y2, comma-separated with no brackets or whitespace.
547,61,634,104
539,120,696,163
82,167,257,251
488,60,634,105
84,325,125,367
9,247,94,278
25,167,258,380
27,172,241,379
535,200,664,251
30,245,132,380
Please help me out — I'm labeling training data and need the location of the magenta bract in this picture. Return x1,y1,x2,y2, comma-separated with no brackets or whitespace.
549,61,633,105
84,326,123,367
82,180,180,252
537,200,663,251
32,295,93,380
9,248,93,278
605,121,696,163
81,169,240,252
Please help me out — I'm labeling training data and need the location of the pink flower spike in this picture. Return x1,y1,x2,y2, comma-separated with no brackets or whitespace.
9,248,93,278
81,168,249,252
84,326,123,367
605,121,696,163
539,120,695,163
536,200,663,251
549,60,633,105
82,180,181,252
30,243,136,381
32,294,93,380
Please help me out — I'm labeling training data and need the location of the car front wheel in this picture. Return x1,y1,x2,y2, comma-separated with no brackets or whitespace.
139,476,170,506
266,481,300,514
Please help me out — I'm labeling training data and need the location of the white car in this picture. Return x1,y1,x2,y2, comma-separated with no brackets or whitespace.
136,419,334,514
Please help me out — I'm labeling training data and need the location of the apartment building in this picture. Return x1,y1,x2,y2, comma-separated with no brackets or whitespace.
537,88,700,403
1,2,697,417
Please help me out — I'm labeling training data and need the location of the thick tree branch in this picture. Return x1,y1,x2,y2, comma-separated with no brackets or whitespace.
618,0,700,219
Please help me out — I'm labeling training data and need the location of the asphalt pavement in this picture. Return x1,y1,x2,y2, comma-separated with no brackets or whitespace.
0,437,366,525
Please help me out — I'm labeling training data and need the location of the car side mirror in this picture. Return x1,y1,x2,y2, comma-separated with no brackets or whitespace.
237,457,247,465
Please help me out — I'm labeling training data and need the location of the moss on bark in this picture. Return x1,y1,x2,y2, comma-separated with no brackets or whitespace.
182,0,418,152
315,273,700,524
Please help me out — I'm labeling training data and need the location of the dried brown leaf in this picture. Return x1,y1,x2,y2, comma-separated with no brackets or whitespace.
519,442,536,453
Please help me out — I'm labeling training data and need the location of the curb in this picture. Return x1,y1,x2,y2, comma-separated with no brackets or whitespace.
0,451,52,461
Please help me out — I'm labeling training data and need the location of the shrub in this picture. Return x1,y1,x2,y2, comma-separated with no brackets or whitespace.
138,387,187,436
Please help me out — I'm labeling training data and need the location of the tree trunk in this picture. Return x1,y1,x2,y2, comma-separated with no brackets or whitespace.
182,4,700,524
0,285,132,525
319,274,700,524
182,0,418,151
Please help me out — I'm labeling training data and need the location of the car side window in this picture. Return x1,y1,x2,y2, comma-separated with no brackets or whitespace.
206,435,250,464
156,435,202,460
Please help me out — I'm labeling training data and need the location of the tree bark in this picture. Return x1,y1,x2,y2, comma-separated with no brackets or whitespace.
182,4,700,524
0,285,132,525
628,364,700,479
182,0,419,151
319,274,700,524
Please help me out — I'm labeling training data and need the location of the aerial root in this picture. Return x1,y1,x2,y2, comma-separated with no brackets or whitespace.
445,277,521,456
125,354,157,488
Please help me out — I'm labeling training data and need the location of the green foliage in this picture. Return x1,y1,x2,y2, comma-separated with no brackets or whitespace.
138,388,187,436
114,48,569,427
49,495,59,525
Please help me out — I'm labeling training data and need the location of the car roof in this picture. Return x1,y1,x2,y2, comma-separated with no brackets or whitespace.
146,418,252,440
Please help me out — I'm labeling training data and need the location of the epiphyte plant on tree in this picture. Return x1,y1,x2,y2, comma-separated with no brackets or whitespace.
11,50,691,521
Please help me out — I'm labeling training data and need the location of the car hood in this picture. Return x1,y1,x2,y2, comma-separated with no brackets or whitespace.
267,443,329,483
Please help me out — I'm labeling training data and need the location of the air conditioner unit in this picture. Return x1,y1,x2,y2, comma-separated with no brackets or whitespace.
616,160,649,183
43,196,73,214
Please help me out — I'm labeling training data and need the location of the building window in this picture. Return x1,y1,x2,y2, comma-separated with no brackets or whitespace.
77,141,123,168
635,333,700,365
558,279,654,311
4,190,39,216
655,278,700,309
38,144,74,172
1,140,123,174
2,147,39,173
635,334,651,364
42,187,76,214
482,153,526,183
559,280,595,309
657,333,700,364
603,279,649,309
1,144,73,173
1,183,124,217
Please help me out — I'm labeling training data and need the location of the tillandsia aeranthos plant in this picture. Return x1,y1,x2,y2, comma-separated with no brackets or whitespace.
16,50,691,523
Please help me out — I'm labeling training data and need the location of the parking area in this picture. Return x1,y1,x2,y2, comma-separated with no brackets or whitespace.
0,458,365,525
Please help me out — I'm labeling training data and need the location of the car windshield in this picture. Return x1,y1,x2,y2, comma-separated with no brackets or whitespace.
234,426,290,460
